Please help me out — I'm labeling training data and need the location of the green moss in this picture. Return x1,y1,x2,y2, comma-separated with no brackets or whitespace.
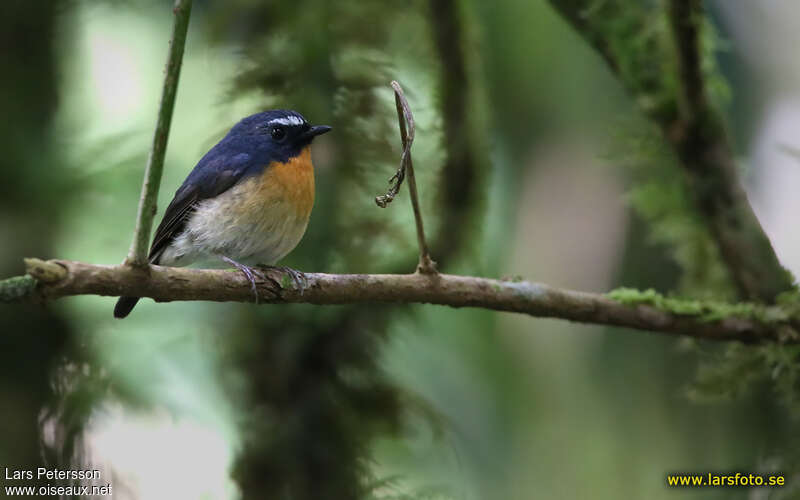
690,342,800,419
777,289,800,308
0,274,36,303
607,287,791,324
608,287,700,313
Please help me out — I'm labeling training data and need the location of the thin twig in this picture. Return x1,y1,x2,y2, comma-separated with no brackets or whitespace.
376,81,437,274
126,0,193,266
3,259,798,344
374,81,413,209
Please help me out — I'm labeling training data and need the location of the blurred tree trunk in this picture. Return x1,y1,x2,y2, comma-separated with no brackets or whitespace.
214,3,406,498
207,0,492,497
0,0,74,482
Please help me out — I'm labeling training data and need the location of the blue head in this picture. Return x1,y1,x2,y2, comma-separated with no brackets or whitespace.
225,110,331,164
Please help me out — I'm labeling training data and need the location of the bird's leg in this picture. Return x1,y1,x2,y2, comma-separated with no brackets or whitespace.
220,256,280,303
256,265,308,295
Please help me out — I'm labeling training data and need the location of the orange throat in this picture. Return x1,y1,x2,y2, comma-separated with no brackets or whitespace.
263,146,315,218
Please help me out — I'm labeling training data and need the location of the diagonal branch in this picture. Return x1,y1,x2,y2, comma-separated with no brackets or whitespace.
664,0,791,302
126,0,193,266
548,0,793,302
669,0,704,120
2,259,798,344
375,81,437,274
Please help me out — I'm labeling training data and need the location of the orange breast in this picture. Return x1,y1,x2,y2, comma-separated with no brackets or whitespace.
257,145,315,218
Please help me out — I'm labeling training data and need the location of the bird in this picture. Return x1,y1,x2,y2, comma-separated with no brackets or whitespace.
114,110,331,318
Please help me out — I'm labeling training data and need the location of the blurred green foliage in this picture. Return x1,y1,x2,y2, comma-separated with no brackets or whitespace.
0,0,80,488
202,0,490,497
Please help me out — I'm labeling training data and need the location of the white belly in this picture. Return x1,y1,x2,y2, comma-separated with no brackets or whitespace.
158,179,311,268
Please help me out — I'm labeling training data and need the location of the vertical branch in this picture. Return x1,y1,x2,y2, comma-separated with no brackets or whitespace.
126,0,193,266
427,0,486,262
375,81,437,274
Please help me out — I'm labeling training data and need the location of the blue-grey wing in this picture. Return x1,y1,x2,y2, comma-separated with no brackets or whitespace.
148,151,253,263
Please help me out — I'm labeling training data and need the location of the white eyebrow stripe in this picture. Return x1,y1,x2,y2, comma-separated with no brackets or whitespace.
267,116,305,126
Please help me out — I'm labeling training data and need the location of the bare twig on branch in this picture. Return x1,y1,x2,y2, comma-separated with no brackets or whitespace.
548,0,793,302
376,81,437,274
126,0,193,266
3,259,798,344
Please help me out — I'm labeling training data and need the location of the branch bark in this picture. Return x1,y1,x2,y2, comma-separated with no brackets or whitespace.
126,0,192,266
548,0,793,302
4,259,797,344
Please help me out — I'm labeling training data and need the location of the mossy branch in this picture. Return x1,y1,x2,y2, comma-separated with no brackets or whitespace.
0,275,37,302
548,0,793,302
126,0,192,266
2,259,799,344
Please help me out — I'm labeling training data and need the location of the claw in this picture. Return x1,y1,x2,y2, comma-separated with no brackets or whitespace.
257,265,307,295
220,256,265,303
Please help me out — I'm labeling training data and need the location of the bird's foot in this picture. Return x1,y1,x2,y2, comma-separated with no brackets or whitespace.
256,265,308,295
220,256,280,303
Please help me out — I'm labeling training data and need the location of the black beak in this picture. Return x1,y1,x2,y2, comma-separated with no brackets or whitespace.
303,125,332,141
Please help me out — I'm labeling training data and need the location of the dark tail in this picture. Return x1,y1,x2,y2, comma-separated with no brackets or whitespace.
114,252,161,318
114,296,141,319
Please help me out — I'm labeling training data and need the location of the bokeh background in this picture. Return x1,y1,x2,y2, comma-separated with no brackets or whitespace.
1,0,799,499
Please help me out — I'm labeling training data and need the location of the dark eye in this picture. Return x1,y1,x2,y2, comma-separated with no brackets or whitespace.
270,126,287,141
